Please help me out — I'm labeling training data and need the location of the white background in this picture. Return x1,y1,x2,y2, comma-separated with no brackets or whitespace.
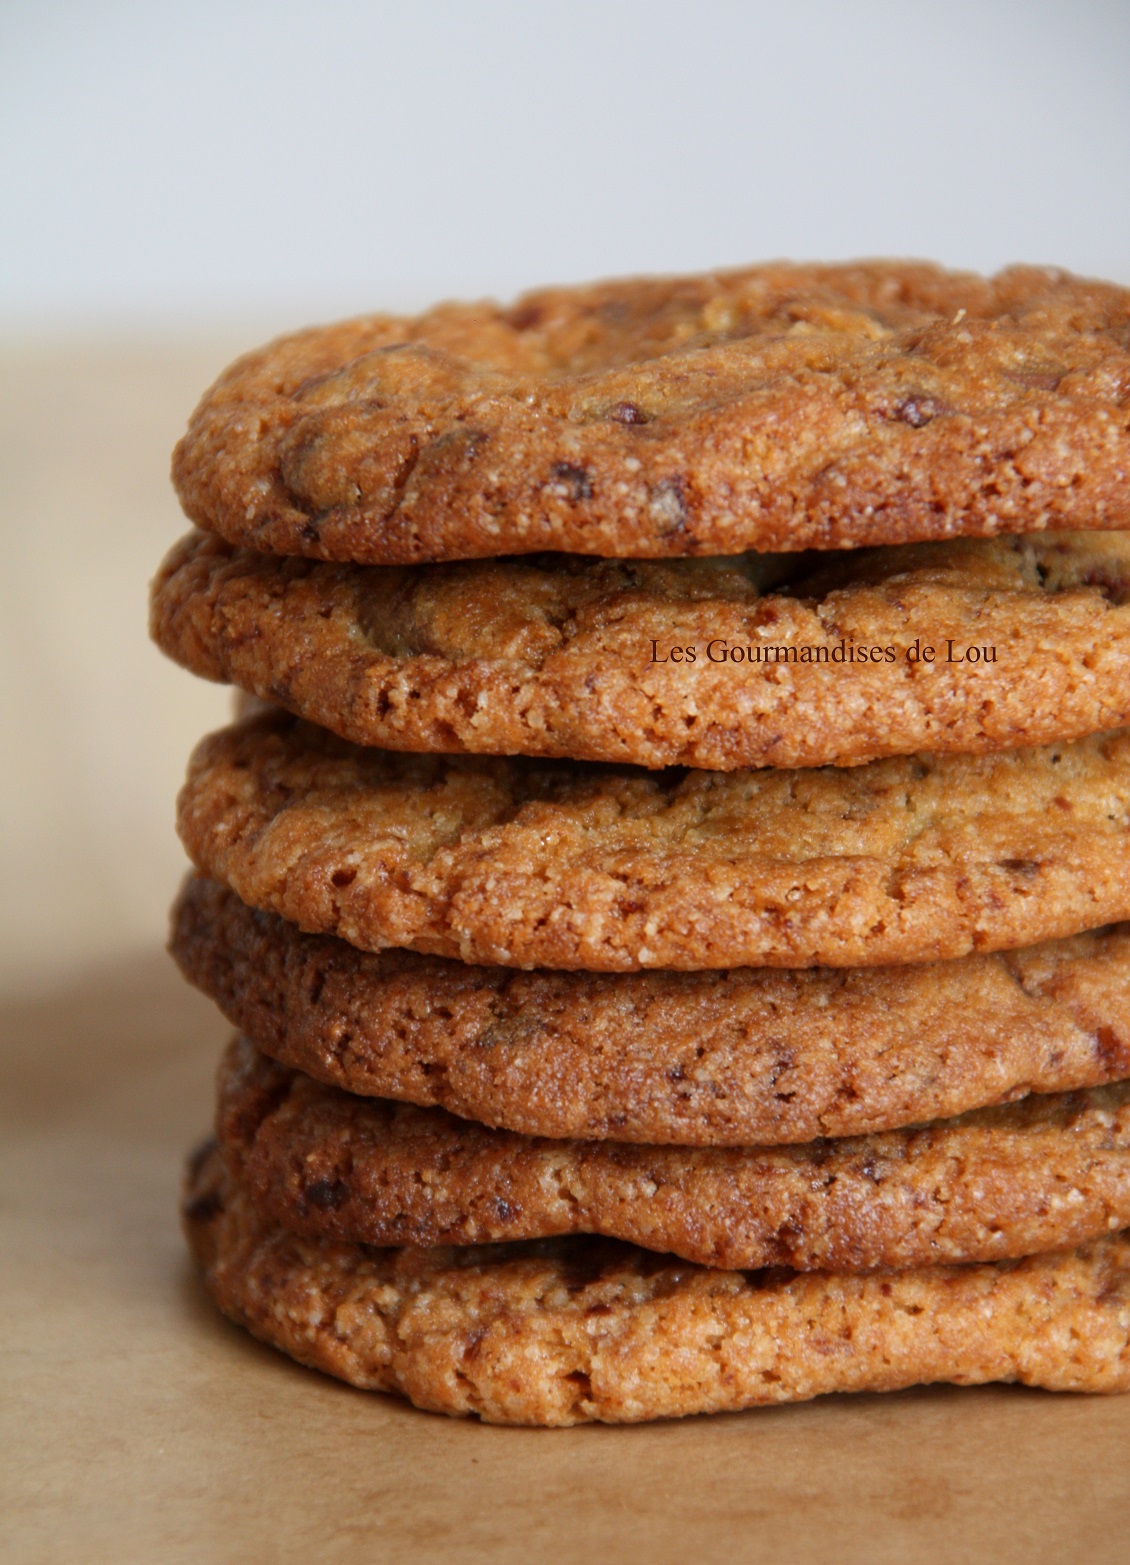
3,0,1130,331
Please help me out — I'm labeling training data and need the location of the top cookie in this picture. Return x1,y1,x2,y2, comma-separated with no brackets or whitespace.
171,262,1130,564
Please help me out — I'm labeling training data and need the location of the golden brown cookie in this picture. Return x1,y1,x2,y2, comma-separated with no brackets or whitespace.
173,878,1130,1145
184,1142,1130,1425
171,262,1130,565
177,711,1130,971
216,1036,1130,1272
152,529,1130,770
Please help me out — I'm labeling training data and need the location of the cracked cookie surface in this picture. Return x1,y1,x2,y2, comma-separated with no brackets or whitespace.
172,262,1130,564
176,711,1130,970
153,529,1130,770
173,879,1130,1144
184,1141,1130,1425
217,1035,1130,1272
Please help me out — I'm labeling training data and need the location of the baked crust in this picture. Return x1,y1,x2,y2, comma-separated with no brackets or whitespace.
172,879,1130,1145
171,262,1130,564
216,1035,1130,1272
176,711,1130,970
152,529,1130,770
184,1142,1130,1425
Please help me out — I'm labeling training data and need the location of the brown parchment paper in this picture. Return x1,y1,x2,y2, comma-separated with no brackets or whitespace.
2,340,1130,1565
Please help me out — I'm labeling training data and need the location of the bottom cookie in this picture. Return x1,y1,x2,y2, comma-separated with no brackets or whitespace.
185,1142,1130,1426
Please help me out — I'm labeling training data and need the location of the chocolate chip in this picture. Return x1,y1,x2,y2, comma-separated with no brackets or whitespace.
505,302,545,332
892,395,943,429
608,400,648,425
551,462,594,501
303,1177,349,1210
1094,1025,1130,1072
494,1198,516,1223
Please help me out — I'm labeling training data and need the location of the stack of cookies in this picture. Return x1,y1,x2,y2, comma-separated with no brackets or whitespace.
152,261,1130,1425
